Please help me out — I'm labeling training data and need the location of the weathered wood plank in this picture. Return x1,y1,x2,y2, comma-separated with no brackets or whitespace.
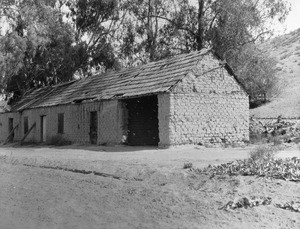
20,122,36,144
3,124,19,145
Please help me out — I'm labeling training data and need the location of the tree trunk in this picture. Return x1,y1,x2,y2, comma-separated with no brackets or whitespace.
196,0,205,50
147,0,156,61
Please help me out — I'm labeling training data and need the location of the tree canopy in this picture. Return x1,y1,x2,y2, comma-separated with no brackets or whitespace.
0,0,291,104
0,0,121,102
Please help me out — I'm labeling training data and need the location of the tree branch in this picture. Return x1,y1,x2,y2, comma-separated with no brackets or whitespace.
237,30,270,47
150,14,197,37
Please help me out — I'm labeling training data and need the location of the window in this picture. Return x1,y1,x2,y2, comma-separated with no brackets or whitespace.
24,117,28,134
58,113,64,134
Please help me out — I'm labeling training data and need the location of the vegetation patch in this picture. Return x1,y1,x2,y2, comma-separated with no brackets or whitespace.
275,201,300,212
249,116,300,144
192,146,300,182
183,162,193,169
219,196,272,210
48,135,72,146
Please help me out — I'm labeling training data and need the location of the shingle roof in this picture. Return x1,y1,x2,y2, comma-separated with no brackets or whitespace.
0,100,9,113
8,49,233,112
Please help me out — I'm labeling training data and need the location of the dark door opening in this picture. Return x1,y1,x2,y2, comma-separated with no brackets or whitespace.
90,111,98,144
8,118,14,142
40,116,46,142
125,95,159,146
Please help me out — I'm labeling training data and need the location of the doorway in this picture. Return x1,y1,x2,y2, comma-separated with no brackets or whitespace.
90,111,98,144
8,118,14,142
40,116,46,142
125,95,159,146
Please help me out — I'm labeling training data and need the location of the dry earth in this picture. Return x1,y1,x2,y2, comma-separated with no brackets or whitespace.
0,144,300,229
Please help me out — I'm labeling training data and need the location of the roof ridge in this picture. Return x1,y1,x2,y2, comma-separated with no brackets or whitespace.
91,49,211,79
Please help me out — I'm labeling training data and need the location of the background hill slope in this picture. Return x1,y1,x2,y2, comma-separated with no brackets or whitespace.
251,28,300,118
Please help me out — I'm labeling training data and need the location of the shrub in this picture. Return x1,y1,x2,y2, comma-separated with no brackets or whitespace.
48,135,72,146
183,162,193,169
193,156,300,182
248,145,276,162
249,132,265,144
293,137,300,144
192,145,300,182
269,136,283,146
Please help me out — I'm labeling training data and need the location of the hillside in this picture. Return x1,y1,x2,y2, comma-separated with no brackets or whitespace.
251,28,300,118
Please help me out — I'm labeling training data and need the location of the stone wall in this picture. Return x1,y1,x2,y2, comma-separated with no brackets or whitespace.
0,100,123,145
168,53,249,145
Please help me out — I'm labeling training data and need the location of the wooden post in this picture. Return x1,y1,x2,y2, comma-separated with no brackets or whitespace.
20,122,36,144
3,124,19,145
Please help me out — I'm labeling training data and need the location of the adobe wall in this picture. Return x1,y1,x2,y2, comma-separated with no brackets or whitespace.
157,94,171,146
0,112,21,142
168,53,249,145
0,100,123,145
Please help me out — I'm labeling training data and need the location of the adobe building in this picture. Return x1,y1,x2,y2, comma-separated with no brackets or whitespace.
0,49,249,147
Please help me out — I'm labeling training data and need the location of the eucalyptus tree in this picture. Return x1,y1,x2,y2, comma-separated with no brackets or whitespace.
121,0,289,102
0,0,122,102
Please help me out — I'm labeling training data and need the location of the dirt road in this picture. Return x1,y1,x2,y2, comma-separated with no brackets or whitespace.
0,144,299,229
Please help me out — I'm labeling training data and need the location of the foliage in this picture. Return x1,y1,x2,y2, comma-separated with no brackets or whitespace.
0,1,71,99
0,0,121,102
122,0,289,101
183,162,193,169
48,134,72,146
193,146,300,182
228,44,279,103
249,116,300,144
275,201,300,212
248,145,276,161
120,0,177,64
64,0,121,71
0,0,292,104
219,196,272,210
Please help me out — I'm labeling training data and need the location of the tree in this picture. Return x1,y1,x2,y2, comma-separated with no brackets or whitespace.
0,0,291,104
0,0,121,102
64,0,122,71
141,0,290,102
229,44,279,105
160,0,290,53
203,0,289,103
120,0,181,65
0,0,73,101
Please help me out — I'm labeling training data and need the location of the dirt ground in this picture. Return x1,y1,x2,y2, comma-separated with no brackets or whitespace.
0,144,299,229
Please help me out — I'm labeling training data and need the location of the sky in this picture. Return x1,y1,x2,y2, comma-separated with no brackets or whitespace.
189,0,300,35
278,0,300,34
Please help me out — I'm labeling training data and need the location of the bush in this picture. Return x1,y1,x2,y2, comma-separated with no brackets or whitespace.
183,162,193,169
249,145,276,162
48,135,72,146
249,132,265,144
